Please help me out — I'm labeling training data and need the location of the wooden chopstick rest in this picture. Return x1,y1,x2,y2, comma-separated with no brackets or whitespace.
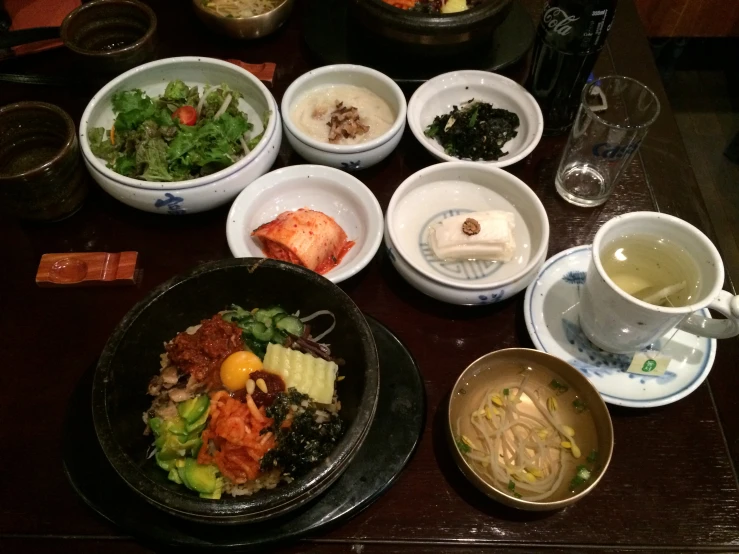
36,252,139,287
226,59,276,85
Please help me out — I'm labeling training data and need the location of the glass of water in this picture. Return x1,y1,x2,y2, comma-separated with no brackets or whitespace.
555,76,661,207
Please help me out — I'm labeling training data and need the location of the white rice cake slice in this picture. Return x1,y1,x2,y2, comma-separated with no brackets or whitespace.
263,343,338,404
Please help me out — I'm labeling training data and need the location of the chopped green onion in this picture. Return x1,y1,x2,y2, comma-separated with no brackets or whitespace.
456,438,471,454
503,388,509,396
513,492,522,499
549,379,569,394
587,450,598,464
508,480,515,491
576,465,591,481
573,398,588,413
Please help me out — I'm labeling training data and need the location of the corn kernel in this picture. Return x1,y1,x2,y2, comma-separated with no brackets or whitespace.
562,425,575,437
571,444,582,459
561,441,572,449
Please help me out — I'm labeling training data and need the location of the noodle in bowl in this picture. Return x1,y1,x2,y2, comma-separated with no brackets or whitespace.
192,0,295,40
447,348,614,511
201,0,283,18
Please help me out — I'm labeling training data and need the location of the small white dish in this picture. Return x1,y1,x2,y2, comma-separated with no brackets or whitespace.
79,56,281,214
384,220,545,306
226,165,383,283
523,245,716,408
407,70,543,167
386,162,548,305
281,64,407,171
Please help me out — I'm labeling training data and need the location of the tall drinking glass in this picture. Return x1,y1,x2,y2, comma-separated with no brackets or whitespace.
555,76,661,207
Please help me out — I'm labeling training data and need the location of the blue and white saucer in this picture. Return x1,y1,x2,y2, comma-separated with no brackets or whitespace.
523,245,716,408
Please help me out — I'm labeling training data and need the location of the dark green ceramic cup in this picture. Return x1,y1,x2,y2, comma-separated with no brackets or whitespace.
0,102,88,221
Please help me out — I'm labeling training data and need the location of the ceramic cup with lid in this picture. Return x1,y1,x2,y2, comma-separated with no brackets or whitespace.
580,211,739,353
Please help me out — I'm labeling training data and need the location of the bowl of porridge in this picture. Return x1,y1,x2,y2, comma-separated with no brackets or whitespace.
281,64,407,171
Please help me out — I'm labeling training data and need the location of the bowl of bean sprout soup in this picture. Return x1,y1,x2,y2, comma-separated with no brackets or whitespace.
447,348,613,510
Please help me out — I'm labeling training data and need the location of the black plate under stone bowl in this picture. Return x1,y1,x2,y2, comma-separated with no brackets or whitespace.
91,259,379,524
63,316,425,550
303,0,535,84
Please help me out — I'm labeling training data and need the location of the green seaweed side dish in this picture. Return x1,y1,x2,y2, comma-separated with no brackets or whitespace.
424,99,520,161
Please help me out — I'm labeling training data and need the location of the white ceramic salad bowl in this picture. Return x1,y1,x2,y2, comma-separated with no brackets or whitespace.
79,56,281,214
281,64,406,171
407,70,543,168
226,165,383,283
385,162,549,305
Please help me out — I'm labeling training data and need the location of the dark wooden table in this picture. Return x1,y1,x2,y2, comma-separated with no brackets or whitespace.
2,1,739,552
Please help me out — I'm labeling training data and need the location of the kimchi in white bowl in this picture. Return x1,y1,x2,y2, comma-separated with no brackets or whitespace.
226,165,383,283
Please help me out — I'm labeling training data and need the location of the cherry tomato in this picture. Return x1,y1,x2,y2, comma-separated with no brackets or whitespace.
172,105,197,126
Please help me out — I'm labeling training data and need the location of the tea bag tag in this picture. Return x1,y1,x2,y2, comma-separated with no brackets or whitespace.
627,352,671,376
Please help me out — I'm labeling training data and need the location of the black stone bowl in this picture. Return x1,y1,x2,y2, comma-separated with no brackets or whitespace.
348,0,513,59
92,259,380,524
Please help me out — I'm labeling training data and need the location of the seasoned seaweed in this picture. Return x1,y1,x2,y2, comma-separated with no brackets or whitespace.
424,99,520,161
260,389,344,477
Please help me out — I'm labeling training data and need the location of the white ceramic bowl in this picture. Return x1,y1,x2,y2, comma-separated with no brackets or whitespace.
281,64,406,171
385,162,549,305
226,165,383,283
407,70,543,168
79,56,281,214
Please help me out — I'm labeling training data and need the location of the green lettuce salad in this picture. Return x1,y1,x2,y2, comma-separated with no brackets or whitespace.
88,80,268,182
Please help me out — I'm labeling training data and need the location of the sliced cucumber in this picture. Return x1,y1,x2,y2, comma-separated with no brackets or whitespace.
275,315,304,336
250,321,274,342
254,310,275,326
261,306,287,319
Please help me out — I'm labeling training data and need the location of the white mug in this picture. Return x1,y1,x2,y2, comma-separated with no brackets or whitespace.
580,211,739,354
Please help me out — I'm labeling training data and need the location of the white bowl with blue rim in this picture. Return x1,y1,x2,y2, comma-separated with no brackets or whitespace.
281,64,406,171
523,245,717,408
79,56,281,215
385,162,549,305
407,70,543,168
226,164,383,284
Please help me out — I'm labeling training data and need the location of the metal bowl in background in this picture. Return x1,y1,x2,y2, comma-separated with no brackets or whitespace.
192,0,295,40
60,0,157,74
348,0,513,59
92,259,380,523
447,348,614,511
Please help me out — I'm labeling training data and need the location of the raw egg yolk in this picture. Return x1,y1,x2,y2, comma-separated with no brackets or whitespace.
220,351,263,391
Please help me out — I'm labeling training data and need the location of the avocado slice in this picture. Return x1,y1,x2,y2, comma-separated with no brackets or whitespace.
148,417,164,436
199,477,224,500
177,395,210,424
183,458,218,494
185,408,209,433
156,452,177,471
164,416,188,436
157,434,200,460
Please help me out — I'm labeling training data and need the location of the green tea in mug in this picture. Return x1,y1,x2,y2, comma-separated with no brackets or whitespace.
600,234,701,307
